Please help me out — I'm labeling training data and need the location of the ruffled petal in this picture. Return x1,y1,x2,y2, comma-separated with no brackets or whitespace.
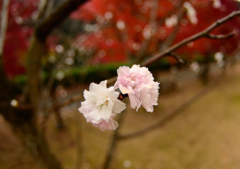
113,99,126,113
114,64,159,112
93,119,119,131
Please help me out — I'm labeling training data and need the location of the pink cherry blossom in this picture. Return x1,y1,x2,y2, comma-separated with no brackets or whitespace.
78,80,126,131
114,65,159,112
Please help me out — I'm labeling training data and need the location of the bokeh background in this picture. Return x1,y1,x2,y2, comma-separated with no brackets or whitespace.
1,0,240,169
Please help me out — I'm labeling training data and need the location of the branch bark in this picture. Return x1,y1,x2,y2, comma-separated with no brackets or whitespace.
0,0,9,60
35,0,88,42
27,0,88,113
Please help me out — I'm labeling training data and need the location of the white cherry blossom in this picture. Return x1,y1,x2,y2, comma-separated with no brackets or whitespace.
79,80,126,131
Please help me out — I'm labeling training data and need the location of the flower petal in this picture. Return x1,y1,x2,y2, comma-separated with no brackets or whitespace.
93,119,119,131
113,99,126,113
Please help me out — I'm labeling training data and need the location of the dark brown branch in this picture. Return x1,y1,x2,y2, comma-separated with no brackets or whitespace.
35,0,88,42
156,0,186,25
27,0,88,112
159,7,186,51
169,53,184,64
117,68,226,140
141,10,240,66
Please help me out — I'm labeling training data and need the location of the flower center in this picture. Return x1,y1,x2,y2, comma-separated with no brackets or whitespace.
96,94,110,109
100,100,109,107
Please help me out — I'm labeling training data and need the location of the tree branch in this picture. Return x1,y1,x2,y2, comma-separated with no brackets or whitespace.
169,52,184,63
35,0,88,42
141,10,240,66
0,0,9,61
27,0,88,113
136,0,160,60
159,6,186,51
206,31,236,39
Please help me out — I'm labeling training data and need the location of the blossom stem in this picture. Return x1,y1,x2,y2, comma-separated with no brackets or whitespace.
117,93,128,100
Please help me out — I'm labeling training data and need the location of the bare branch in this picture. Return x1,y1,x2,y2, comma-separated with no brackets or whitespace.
156,0,186,26
35,0,88,42
141,10,240,66
169,53,184,64
114,24,133,60
27,0,88,112
0,0,9,59
0,0,11,112
136,0,160,60
159,7,186,51
206,31,236,39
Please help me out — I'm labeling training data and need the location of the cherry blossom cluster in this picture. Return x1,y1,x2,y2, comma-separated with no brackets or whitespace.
78,65,160,131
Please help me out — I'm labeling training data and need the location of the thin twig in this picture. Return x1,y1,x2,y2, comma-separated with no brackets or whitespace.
206,31,236,39
169,53,184,64
159,6,186,51
35,0,88,42
156,0,186,28
136,0,160,60
114,23,132,60
141,10,240,66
